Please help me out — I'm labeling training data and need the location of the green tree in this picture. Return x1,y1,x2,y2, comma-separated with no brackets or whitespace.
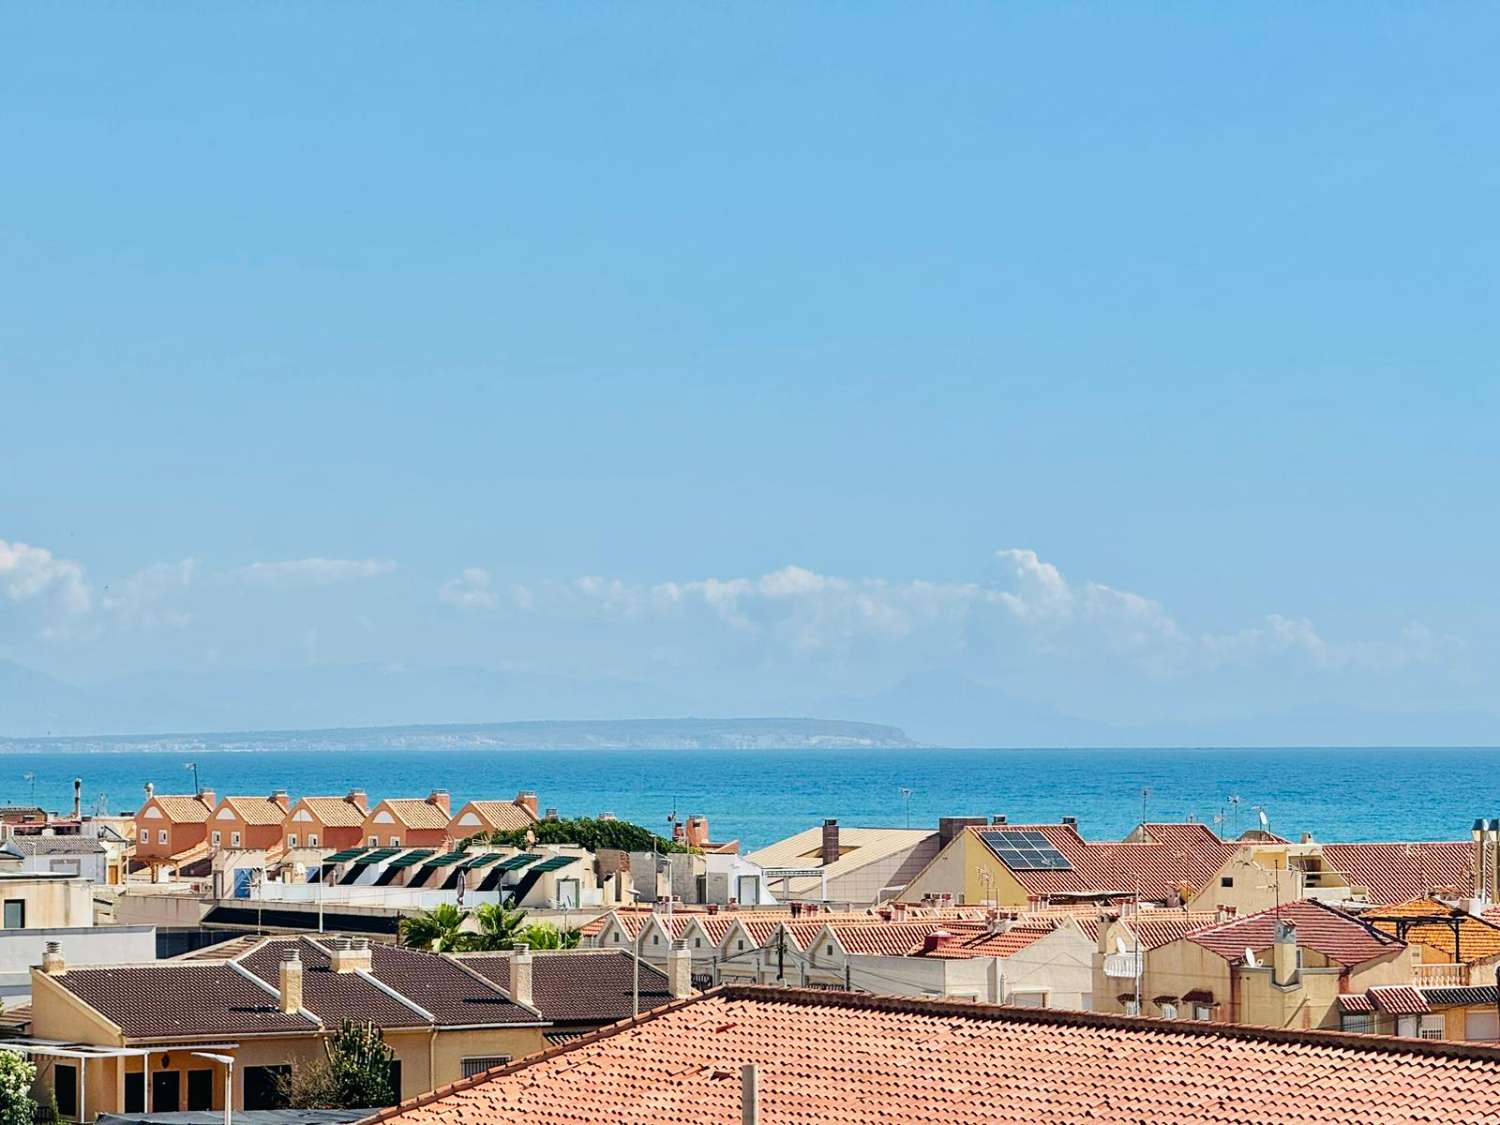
399,902,470,952
0,1051,36,1125
283,1020,397,1109
475,816,691,854
517,922,581,950
468,899,528,951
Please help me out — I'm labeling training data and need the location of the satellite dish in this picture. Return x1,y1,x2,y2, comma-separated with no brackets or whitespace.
1244,948,1258,967
1258,809,1270,831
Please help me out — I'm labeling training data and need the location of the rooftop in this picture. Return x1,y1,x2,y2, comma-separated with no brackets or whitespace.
1320,841,1475,905
1187,899,1403,968
458,949,673,1026
1365,896,1500,964
294,797,368,828
361,985,1500,1125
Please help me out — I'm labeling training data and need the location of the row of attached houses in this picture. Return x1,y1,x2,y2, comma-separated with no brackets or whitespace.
133,788,540,873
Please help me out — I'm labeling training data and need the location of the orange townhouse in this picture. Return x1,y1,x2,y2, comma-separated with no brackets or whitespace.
133,785,216,863
448,793,539,840
361,791,453,849
281,790,369,851
208,791,292,852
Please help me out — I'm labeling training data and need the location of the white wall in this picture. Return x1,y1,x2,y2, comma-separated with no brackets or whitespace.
0,925,157,1006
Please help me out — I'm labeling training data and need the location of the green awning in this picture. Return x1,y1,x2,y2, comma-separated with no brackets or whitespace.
322,848,369,864
496,853,541,872
461,852,505,870
420,850,470,869
358,848,402,864
527,855,579,874
383,848,436,869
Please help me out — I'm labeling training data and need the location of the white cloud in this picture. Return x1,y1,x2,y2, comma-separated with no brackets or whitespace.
537,548,1447,678
237,558,398,585
0,538,92,617
101,559,198,630
438,568,499,611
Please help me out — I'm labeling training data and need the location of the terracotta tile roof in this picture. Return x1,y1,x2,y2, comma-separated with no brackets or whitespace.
1188,899,1403,968
1365,897,1500,964
460,950,673,1026
221,795,291,826
147,794,213,823
46,962,319,1039
362,986,1500,1125
459,801,536,833
379,799,451,830
1125,911,1222,951
1321,842,1475,905
1338,993,1375,1013
973,822,1234,902
1368,985,1430,1015
298,796,368,828
923,925,1056,959
823,921,971,956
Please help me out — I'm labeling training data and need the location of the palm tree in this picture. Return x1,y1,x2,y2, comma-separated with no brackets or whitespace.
468,898,529,951
517,922,582,950
399,903,470,952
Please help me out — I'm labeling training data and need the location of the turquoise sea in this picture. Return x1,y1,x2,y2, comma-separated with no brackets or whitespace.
1,746,1496,849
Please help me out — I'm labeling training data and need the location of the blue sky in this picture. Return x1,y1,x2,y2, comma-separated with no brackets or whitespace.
2,5,1498,742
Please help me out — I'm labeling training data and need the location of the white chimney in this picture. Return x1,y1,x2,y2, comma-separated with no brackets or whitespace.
41,941,65,976
510,942,533,1008
741,1064,759,1125
279,947,304,1012
667,939,693,999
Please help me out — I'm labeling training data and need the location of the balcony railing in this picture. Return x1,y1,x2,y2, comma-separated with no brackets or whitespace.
1414,963,1470,988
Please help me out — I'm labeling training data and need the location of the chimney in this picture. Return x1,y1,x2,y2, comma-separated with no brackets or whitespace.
686,816,710,849
920,928,953,955
667,939,693,999
198,788,216,809
1300,832,1315,844
513,792,539,819
1215,905,1230,924
279,948,304,1012
544,808,558,822
1272,919,1298,987
72,779,82,820
938,817,986,849
271,788,290,811
510,942,533,1008
741,1063,759,1125
345,789,369,812
41,941,65,976
821,819,840,867
1061,816,1078,830
330,936,372,974
426,790,451,815
144,781,155,801
992,814,1007,826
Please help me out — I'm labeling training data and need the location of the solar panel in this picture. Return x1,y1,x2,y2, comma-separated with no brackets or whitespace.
979,829,1073,871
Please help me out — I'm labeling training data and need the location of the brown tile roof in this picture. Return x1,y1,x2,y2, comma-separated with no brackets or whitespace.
46,962,319,1039
1321,842,1475,905
459,950,673,1026
361,986,1500,1125
379,799,451,830
973,822,1235,902
1188,899,1403,968
221,796,290,826
148,795,213,823
459,801,537,833
365,942,540,1026
297,796,368,828
1366,897,1500,964
238,938,431,1029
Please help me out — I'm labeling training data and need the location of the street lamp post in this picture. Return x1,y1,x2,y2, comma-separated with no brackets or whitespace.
192,1051,235,1125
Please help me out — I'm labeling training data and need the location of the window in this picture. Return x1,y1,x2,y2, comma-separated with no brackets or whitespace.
1419,1014,1445,1040
390,836,400,847
159,830,169,844
2,900,25,929
212,831,222,846
1159,1002,1178,1020
369,835,379,846
737,940,745,951
1192,1003,1214,1021
1341,1012,1374,1034
139,829,148,843
387,1060,402,1103
612,932,621,943
55,1064,78,1118
287,834,298,848
309,834,319,847
48,859,81,876
1124,999,1141,1016
694,937,702,948
826,944,835,955
1079,992,1093,1011
243,1065,291,1110
461,1056,511,1078
1220,876,1233,888
230,831,241,847
651,935,660,946
557,878,580,908
1467,1010,1500,1041
737,875,761,904
187,1069,213,1111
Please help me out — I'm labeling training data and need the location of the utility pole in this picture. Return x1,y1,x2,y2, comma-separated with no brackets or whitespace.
632,923,641,1018
1140,787,1152,829
900,788,913,829
776,929,786,983
185,761,201,796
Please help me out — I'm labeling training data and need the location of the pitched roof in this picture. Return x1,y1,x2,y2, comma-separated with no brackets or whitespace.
1321,842,1474,905
921,924,1057,959
6,835,105,856
459,950,673,1026
376,799,451,830
1124,911,1222,951
457,801,536,833
746,826,937,895
1187,899,1403,968
361,986,1500,1125
238,938,430,1030
363,942,540,1026
972,822,1235,902
1365,897,1500,964
45,962,320,1039
296,796,368,828
221,796,290,826
147,795,213,823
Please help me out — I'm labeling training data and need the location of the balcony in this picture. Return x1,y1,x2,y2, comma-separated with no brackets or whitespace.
1414,963,1470,988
